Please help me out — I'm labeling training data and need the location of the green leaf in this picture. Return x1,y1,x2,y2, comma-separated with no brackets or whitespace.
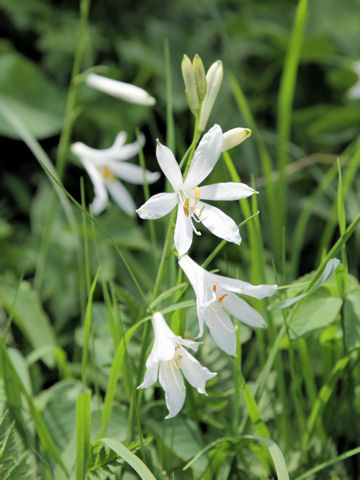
344,290,360,350
97,438,157,480
0,278,55,367
0,51,64,139
289,286,343,340
271,258,340,310
244,435,289,480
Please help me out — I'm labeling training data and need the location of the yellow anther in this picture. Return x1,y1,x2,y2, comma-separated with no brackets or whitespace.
101,165,116,182
218,294,228,303
183,197,190,217
198,205,206,218
213,285,217,292
194,186,200,204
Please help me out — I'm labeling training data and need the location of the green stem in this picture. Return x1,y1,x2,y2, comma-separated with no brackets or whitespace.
56,0,91,179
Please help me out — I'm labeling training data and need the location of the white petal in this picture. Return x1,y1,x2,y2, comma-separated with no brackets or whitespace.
205,306,237,356
81,157,109,215
156,141,183,191
222,292,266,328
151,312,177,362
178,338,200,352
107,162,160,184
199,182,256,201
179,347,216,394
86,73,156,106
159,362,186,419
137,192,177,219
196,306,207,338
178,255,215,306
138,360,159,389
197,202,241,244
211,273,278,299
72,133,145,164
174,207,193,256
108,134,145,162
107,180,136,215
183,124,223,188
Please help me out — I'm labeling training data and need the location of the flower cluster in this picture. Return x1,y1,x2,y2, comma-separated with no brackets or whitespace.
136,57,278,418
72,59,277,419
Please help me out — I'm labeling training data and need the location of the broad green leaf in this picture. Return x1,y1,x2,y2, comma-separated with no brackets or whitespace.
97,438,156,480
0,51,64,139
289,286,342,340
344,290,360,350
0,278,55,367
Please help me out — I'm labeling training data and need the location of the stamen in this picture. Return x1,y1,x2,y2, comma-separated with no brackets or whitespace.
218,294,228,303
101,165,116,182
213,285,217,292
197,205,206,218
183,197,190,217
194,186,200,204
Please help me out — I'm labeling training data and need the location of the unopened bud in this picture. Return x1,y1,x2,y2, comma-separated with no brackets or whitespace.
181,55,199,111
193,54,207,101
86,73,155,106
222,128,252,151
198,60,223,131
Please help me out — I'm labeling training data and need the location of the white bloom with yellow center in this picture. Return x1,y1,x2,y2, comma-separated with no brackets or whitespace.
136,124,256,255
72,132,160,215
138,312,216,419
179,255,278,356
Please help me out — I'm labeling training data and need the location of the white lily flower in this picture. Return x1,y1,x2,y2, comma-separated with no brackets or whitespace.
179,255,278,356
138,312,217,419
86,73,156,106
72,132,160,215
136,124,256,255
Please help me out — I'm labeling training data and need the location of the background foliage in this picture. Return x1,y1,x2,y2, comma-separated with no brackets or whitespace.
0,0,360,478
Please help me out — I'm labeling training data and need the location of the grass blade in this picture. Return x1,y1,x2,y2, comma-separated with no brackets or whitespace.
75,390,91,480
97,438,156,480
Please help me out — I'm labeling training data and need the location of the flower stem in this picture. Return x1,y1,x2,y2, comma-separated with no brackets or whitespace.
56,0,91,179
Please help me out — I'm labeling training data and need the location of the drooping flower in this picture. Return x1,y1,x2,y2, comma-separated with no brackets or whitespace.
179,255,278,356
136,124,256,255
86,73,156,106
72,132,160,215
138,312,217,419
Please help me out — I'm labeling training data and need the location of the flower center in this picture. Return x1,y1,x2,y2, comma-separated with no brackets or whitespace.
180,187,206,235
100,165,116,183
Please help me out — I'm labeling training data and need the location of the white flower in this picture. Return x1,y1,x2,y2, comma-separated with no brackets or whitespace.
179,255,278,356
138,312,217,419
86,73,156,106
136,124,256,255
72,132,160,215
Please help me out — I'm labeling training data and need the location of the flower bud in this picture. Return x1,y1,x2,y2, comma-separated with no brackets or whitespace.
86,73,156,106
192,54,207,101
198,60,223,131
181,55,199,111
222,128,252,151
